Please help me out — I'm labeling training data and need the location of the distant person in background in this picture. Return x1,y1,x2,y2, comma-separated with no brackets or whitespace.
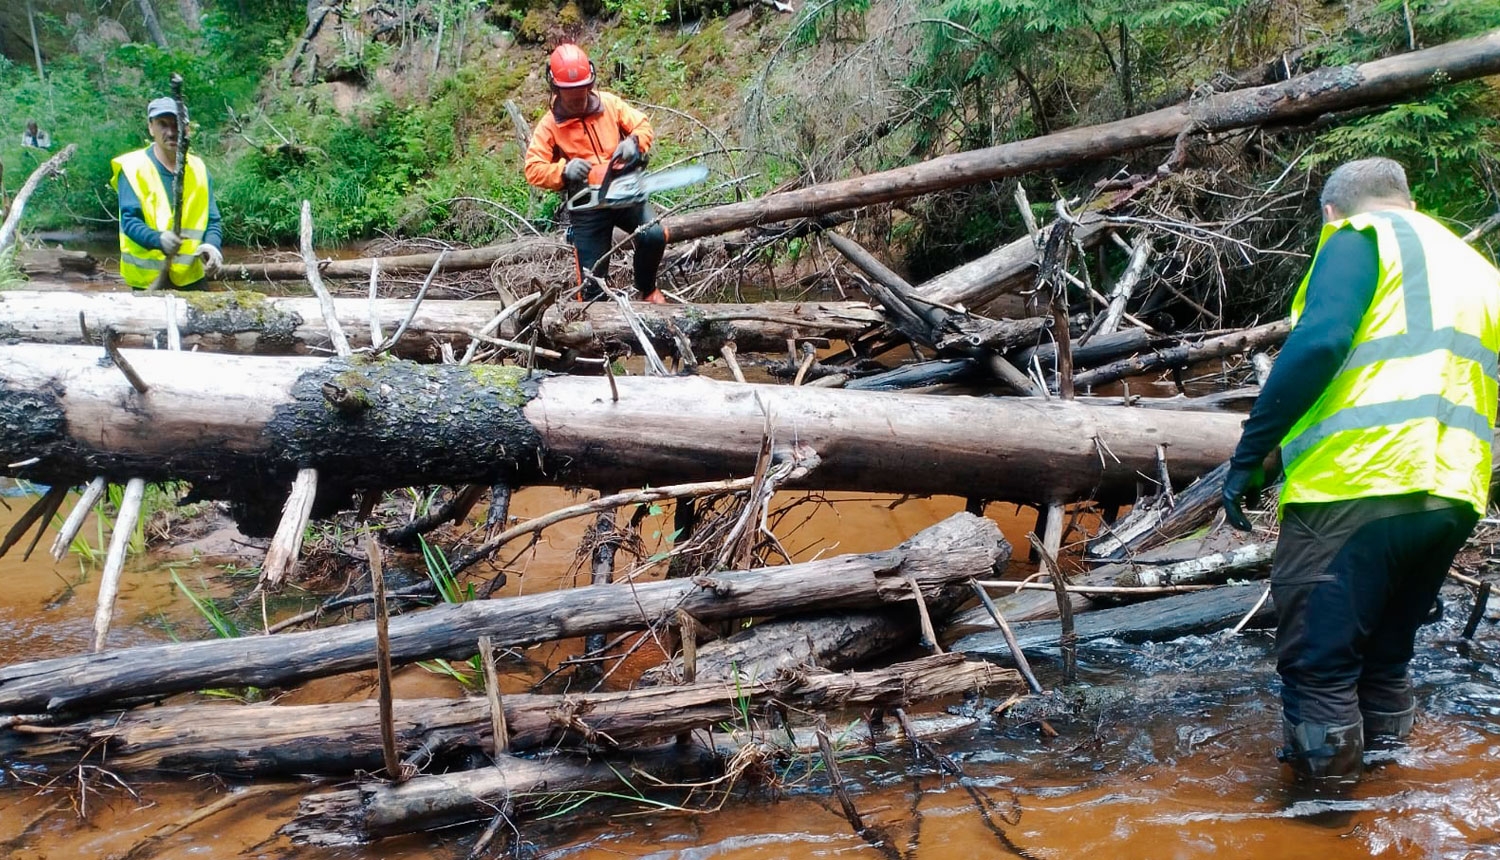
523,42,667,303
109,97,223,289
20,120,50,150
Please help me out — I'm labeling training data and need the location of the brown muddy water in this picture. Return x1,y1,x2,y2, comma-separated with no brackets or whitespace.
2,484,1500,859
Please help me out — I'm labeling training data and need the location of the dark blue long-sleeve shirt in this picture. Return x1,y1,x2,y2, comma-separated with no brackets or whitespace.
117,148,223,251
1230,227,1381,469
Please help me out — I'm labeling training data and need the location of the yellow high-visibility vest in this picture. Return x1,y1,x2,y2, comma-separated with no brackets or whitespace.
1279,208,1500,517
109,148,210,289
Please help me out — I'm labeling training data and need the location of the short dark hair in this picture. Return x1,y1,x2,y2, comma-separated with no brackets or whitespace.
1320,158,1412,215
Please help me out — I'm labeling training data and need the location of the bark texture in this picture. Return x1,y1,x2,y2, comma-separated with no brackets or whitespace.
0,344,1245,535
0,513,1008,715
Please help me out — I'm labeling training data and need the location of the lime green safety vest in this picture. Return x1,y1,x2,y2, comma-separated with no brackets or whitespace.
109,148,210,289
1279,208,1500,517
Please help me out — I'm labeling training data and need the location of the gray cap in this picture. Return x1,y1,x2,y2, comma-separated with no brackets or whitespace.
147,97,184,120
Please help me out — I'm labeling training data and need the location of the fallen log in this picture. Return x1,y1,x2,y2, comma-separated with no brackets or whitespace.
0,344,1245,535
14,248,98,279
220,34,1500,277
954,584,1275,661
288,744,717,846
282,712,977,845
661,33,1500,243
1072,321,1290,391
645,521,1001,685
920,216,1110,309
1112,540,1272,588
1,653,1013,776
0,290,883,359
219,235,571,282
947,529,1272,642
0,513,1007,715
1087,461,1234,561
0,144,78,254
844,358,980,391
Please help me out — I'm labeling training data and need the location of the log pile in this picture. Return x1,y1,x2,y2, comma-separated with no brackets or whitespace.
5,31,1500,851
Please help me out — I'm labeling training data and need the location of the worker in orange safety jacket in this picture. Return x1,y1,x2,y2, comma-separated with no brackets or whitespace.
524,43,667,303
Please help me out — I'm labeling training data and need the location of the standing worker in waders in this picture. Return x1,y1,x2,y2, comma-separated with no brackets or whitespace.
1222,157,1500,788
523,43,668,303
111,97,224,289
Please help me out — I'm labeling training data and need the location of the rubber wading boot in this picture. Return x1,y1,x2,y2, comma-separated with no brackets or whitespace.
1278,720,1364,788
1363,704,1416,749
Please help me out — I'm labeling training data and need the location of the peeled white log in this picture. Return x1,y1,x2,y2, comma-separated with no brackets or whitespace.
92,477,144,653
0,290,883,358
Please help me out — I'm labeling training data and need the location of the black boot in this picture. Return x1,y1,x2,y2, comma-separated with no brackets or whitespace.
1362,704,1415,749
1279,720,1364,788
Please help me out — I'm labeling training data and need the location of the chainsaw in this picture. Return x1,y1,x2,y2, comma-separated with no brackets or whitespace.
566,156,708,212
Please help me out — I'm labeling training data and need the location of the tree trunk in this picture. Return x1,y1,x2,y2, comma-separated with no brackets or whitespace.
0,513,1008,715
645,516,985,684
954,584,1275,660
212,33,1500,284
1,653,1012,776
660,33,1500,243
919,216,1109,310
13,249,99,280
282,712,976,845
0,344,1245,535
133,0,170,47
220,236,564,281
0,145,77,254
178,0,203,29
25,0,44,79
1112,541,1272,588
1072,321,1290,391
0,290,883,359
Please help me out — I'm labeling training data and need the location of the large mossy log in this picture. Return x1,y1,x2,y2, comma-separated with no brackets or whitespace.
0,344,1244,534
0,290,883,359
0,513,1008,715
2,654,1013,776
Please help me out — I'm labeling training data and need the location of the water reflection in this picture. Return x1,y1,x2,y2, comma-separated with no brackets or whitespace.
530,615,1500,860
2,486,1498,859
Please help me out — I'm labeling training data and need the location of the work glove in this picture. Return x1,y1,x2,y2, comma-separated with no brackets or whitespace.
1221,463,1266,532
195,243,224,273
563,157,592,186
158,230,182,256
611,135,640,168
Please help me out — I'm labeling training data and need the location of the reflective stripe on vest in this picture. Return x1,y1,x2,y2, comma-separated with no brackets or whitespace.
110,148,210,289
1278,209,1500,516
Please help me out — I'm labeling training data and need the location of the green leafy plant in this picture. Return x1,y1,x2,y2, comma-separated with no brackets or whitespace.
419,535,474,604
0,249,26,291
415,535,482,688
170,571,240,639
1304,85,1500,223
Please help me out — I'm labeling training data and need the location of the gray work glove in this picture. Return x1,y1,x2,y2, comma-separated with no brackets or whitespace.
158,230,183,256
611,135,640,168
562,158,592,186
195,243,224,273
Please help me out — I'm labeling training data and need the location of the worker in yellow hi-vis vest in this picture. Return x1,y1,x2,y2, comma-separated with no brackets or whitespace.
1223,158,1500,789
110,97,223,289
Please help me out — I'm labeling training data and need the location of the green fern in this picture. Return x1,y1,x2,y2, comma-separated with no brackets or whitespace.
1305,84,1500,222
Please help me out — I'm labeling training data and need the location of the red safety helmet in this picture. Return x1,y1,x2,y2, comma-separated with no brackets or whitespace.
547,44,595,88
